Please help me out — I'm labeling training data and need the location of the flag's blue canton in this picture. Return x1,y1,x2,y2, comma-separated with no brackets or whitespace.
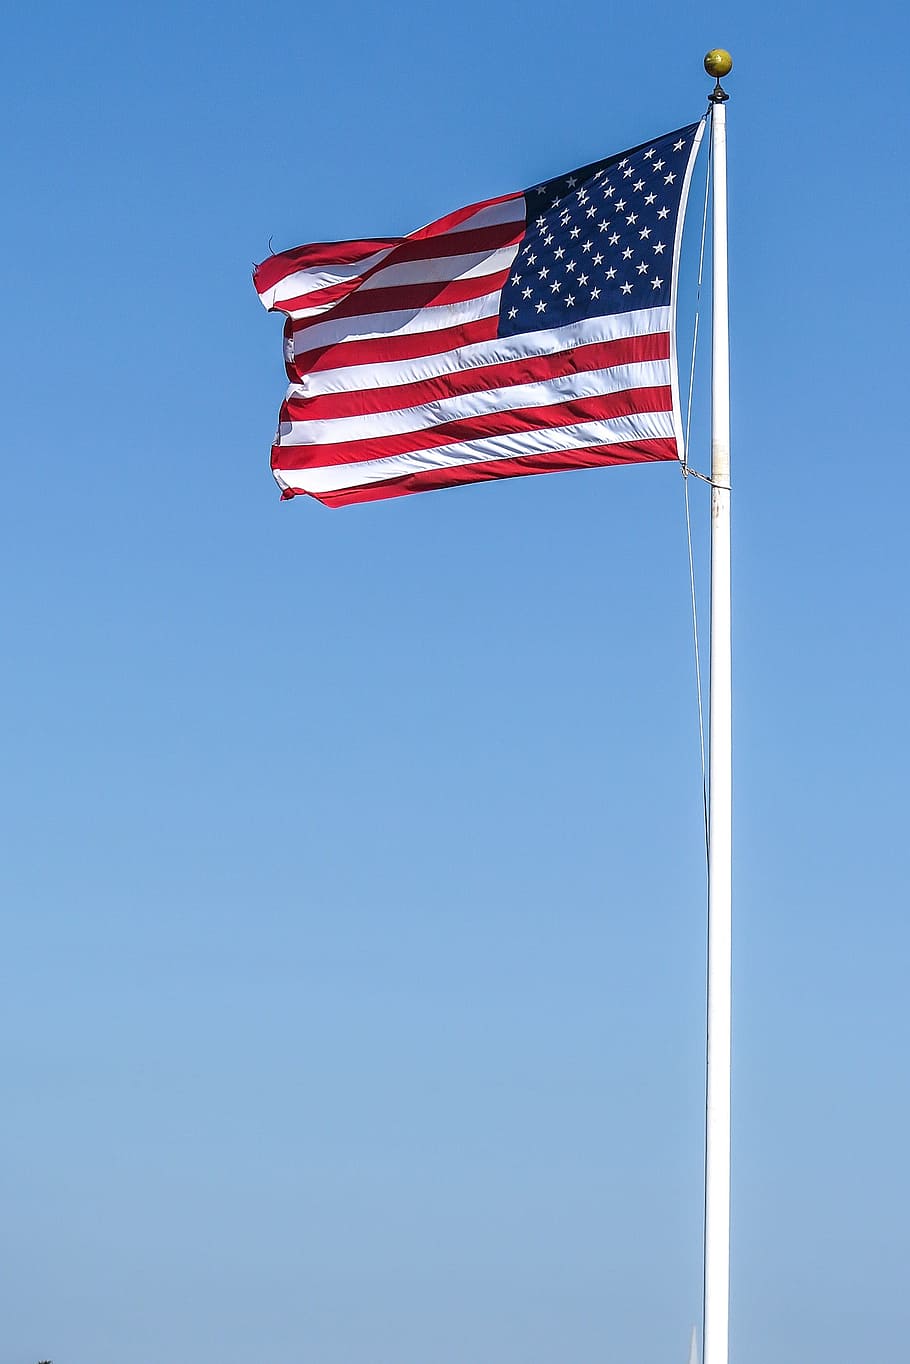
499,122,701,338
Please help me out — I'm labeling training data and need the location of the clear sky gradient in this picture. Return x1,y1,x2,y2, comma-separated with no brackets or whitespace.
2,3,908,1362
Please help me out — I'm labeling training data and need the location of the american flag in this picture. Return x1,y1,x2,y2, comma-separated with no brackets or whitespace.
254,120,705,508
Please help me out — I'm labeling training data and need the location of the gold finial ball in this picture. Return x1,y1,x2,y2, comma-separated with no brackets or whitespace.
704,48,733,78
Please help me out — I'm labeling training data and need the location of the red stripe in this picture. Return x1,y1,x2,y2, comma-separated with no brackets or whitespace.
271,222,524,317
407,191,522,240
271,386,672,470
291,316,500,376
282,438,678,507
369,218,524,264
285,332,671,423
277,276,388,318
254,238,399,296
291,271,508,335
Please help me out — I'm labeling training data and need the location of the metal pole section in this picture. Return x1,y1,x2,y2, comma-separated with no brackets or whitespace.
703,52,732,1364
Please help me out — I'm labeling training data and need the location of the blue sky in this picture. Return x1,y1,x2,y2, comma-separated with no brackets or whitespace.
2,3,908,1362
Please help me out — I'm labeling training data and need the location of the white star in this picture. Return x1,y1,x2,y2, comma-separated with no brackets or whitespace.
652,276,664,289
637,261,649,274
590,286,601,299
603,184,615,197
544,233,554,245
534,185,548,195
645,192,657,205
621,281,633,295
560,212,571,226
577,272,589,285
508,307,518,318
618,158,628,167
586,205,597,218
551,197,560,208
538,266,549,279
605,267,616,279
511,273,522,285
566,293,576,306
626,212,638,224
645,148,655,159
554,246,565,260
577,190,588,204
673,138,685,151
615,199,626,211
633,179,645,191
525,250,537,263
623,165,634,178
535,215,546,228
550,279,561,292
593,168,605,179
664,172,676,184
593,252,603,265
535,300,546,313
652,241,666,254
653,159,665,171
522,286,532,299
598,219,609,231
566,259,577,272
639,226,651,239
570,226,580,238
657,206,670,220
582,239,593,251
566,175,578,187
622,247,634,259
609,232,620,245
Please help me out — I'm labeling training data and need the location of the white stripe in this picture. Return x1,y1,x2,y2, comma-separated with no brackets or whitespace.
279,359,670,445
270,243,521,321
415,197,525,233
290,307,671,396
292,290,501,354
360,245,519,290
260,243,396,311
281,410,676,494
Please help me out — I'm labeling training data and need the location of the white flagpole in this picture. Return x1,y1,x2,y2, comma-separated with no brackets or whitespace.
703,48,733,1364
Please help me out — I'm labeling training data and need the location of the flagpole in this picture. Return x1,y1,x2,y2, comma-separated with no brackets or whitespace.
703,47,733,1364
